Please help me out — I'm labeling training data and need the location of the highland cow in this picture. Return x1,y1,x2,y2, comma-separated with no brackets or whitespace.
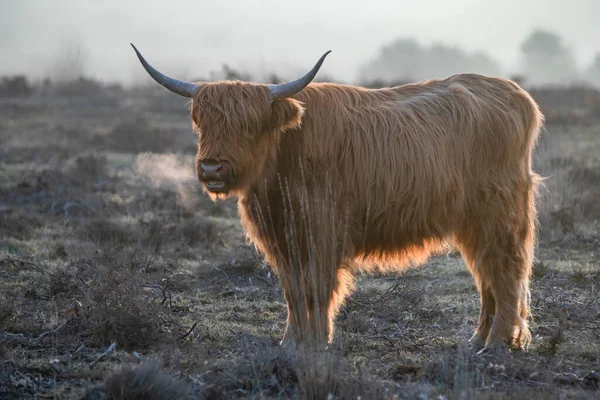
132,44,543,354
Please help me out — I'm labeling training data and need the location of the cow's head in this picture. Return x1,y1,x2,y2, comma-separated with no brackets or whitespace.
131,44,330,199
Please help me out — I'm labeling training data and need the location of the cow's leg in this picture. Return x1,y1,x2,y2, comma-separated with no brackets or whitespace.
459,232,531,352
472,285,495,349
458,186,535,352
271,182,356,347
484,257,531,351
458,240,496,350
279,261,330,347
485,188,535,352
280,275,307,347
280,264,354,348
311,267,355,344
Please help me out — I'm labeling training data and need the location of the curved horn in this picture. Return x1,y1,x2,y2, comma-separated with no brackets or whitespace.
130,43,197,98
268,51,331,101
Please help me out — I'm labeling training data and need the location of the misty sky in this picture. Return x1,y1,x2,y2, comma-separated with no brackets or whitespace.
1,0,599,85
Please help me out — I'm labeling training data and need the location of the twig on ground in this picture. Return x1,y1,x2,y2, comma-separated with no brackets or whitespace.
78,277,92,290
179,321,199,341
0,257,53,276
0,332,50,349
36,319,71,341
89,342,117,368
1,270,20,279
254,274,274,286
377,282,401,302
213,264,229,279
0,332,27,344
133,351,151,361
538,273,552,282
142,283,172,307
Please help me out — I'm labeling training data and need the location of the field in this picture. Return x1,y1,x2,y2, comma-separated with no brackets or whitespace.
0,78,599,399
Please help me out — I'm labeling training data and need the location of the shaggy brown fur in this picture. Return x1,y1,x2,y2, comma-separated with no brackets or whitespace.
189,74,543,352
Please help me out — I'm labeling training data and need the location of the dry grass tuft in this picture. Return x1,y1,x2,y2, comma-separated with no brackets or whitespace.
70,153,108,180
532,260,550,279
80,363,193,400
47,269,81,298
0,211,42,241
296,350,390,400
0,295,16,330
177,217,228,249
79,262,168,350
80,219,136,247
537,317,565,356
199,341,298,398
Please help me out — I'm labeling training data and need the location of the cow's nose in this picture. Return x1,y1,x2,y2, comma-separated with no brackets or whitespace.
200,159,222,173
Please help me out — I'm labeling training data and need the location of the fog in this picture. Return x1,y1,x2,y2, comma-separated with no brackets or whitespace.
134,153,198,210
1,0,599,85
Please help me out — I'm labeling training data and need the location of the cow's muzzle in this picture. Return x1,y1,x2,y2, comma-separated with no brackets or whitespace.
198,159,234,193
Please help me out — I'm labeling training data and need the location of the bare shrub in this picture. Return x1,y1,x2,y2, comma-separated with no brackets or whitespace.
80,363,193,400
137,218,175,254
342,310,372,334
534,128,600,242
178,217,221,247
66,252,176,350
54,77,106,97
0,75,33,97
419,349,482,391
81,272,164,350
47,268,80,298
72,153,108,178
295,350,386,400
532,260,550,279
79,219,135,247
530,85,600,125
0,210,42,240
196,339,294,398
538,317,564,356
210,64,252,82
60,153,109,190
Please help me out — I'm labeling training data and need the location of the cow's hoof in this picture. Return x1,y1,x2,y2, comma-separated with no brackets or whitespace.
468,336,486,352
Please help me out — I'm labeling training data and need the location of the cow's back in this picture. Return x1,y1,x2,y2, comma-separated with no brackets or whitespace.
258,74,542,267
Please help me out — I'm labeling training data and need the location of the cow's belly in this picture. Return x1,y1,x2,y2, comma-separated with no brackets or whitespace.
348,197,457,268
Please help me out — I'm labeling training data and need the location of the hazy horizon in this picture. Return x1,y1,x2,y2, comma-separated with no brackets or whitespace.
2,0,599,85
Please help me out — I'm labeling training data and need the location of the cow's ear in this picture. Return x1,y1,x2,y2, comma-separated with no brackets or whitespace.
269,98,305,133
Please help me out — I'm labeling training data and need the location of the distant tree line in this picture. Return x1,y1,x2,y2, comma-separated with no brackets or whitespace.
359,38,501,84
360,29,600,88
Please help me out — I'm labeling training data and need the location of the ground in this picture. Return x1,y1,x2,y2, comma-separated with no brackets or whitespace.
0,79,599,399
